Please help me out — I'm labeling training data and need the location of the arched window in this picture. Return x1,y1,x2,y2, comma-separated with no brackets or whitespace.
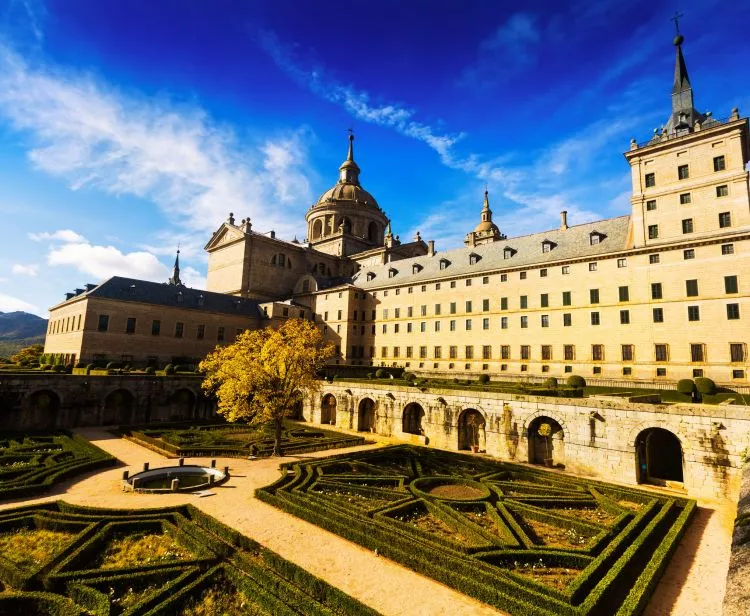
312,219,323,240
367,221,379,242
278,254,285,267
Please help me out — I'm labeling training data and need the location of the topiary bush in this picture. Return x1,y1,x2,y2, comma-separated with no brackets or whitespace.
676,379,696,395
544,377,558,389
145,366,156,375
105,361,121,370
566,375,586,389
694,377,716,395
403,372,416,382
375,368,387,379
164,364,175,375
477,374,490,384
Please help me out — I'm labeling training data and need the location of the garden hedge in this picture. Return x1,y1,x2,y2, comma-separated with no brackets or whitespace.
257,445,695,616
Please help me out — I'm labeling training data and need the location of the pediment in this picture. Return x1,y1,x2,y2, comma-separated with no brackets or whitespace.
204,224,246,251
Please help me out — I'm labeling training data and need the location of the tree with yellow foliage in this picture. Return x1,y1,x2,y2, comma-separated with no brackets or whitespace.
199,319,334,456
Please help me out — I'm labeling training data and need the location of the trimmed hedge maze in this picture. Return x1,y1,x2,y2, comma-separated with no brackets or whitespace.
0,501,380,615
0,432,115,501
257,445,696,616
120,420,365,458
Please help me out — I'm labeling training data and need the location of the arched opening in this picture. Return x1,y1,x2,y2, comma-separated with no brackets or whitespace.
367,221,379,242
635,428,683,485
528,417,565,466
458,409,486,451
402,403,424,435
321,394,337,425
357,398,376,432
169,388,196,420
26,390,61,430
312,219,323,240
339,217,352,234
102,389,135,426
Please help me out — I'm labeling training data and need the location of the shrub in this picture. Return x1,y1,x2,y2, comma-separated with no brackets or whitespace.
544,377,558,389
694,377,716,395
366,373,374,379
375,368,387,379
52,364,66,373
106,361,122,370
145,366,156,375
566,375,586,389
174,364,189,373
41,364,53,371
477,374,490,384
676,379,696,395
403,372,416,382
164,364,175,375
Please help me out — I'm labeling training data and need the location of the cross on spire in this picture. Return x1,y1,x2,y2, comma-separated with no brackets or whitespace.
670,11,683,34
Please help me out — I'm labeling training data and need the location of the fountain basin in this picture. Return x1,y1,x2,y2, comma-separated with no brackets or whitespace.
124,464,228,493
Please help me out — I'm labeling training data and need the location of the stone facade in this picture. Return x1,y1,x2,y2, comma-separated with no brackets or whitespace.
305,381,750,499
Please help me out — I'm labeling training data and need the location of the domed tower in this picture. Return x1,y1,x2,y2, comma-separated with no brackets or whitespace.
465,190,504,246
305,133,389,257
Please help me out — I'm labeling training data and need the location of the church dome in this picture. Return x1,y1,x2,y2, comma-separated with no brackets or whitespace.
474,219,500,234
315,183,379,209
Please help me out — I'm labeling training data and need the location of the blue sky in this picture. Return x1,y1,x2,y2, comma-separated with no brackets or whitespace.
0,0,748,317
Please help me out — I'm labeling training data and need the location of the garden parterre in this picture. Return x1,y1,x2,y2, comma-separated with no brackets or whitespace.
257,445,696,616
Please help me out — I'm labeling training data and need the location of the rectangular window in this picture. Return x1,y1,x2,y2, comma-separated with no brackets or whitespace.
651,283,663,300
520,316,528,329
500,273,508,282
591,312,600,326
622,345,634,361
97,314,109,332
393,308,399,319
592,344,604,361
648,225,659,239
719,212,732,228
716,184,728,197
501,345,510,359
421,305,427,316
407,307,413,318
617,258,627,268
618,286,629,302
589,262,597,271
713,155,726,172
420,322,426,333
465,279,471,287
197,324,205,339
482,318,490,330
730,343,746,363
151,320,161,336
722,244,734,255
449,320,455,331
395,324,400,333
482,345,492,360
645,172,655,187
688,306,700,322
465,319,472,331
655,344,668,362
520,345,530,360
562,265,570,274
407,323,413,333
682,218,694,234
215,325,223,341
501,316,508,329
520,295,528,309
563,313,572,327
684,249,695,260
683,279,702,299
590,289,599,304
562,291,571,306
449,346,457,359
563,345,575,360
465,346,474,359
727,303,740,320
393,347,400,358
540,345,552,361
125,317,136,334
419,346,427,359
500,297,508,310
434,304,441,315
449,302,456,314
725,275,738,294
540,268,548,277
175,322,185,338
649,253,660,264
540,293,549,308
434,346,442,359
680,192,691,205
482,299,489,311
541,314,549,328
678,164,689,180
653,308,664,323
483,276,489,284
450,281,456,288
520,271,527,280
383,324,387,334
656,368,667,377
690,343,705,362
620,310,630,324
646,199,657,211
406,346,413,358
434,321,440,332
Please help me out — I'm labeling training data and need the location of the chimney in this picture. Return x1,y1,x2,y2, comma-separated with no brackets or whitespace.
270,230,276,239
560,211,568,230
428,240,435,256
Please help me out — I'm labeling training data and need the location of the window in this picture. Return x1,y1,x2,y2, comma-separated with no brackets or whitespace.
421,285,426,292
733,370,746,379
678,164,689,180
717,184,728,197
725,275,738,294
483,276,489,284
722,244,734,255
563,313,572,326
682,218,693,234
97,314,109,332
620,310,630,324
501,317,508,329
651,283,663,300
419,346,427,359
617,258,627,268
727,304,740,320
589,262,597,271
520,345,530,360
482,345,492,360
395,324,400,333
197,324,205,339
435,283,441,290
680,193,691,205
449,346,457,359
713,155,726,172
684,249,695,260
175,322,185,338
690,343,705,362
500,297,508,310
383,324,388,334
622,345,634,361
645,172,655,187
648,225,659,239
653,308,664,323
439,259,449,270
646,199,657,211
688,306,700,321
520,271,527,280
622,367,632,376
125,317,136,334
421,305,427,316
450,281,456,288
618,286,629,302
388,268,397,278
449,320,455,331
562,265,570,275
592,344,604,361
590,289,599,304
392,347,400,359
540,268,548,278
465,279,472,287
434,322,440,332
406,346,413,358
216,326,224,341
465,319,472,331
655,344,669,362
563,345,574,360
730,343,746,363
465,346,474,359
469,253,480,265
407,323,413,333
503,248,514,259
520,316,528,329
540,293,549,308
449,302,456,314
483,318,490,330
590,234,600,245
541,315,549,328
434,346,442,359
482,299,489,311
520,295,528,309
500,274,507,282
435,304,441,315
656,368,667,377
420,322,426,333
685,279,699,297
649,253,660,264
591,312,600,326
541,345,552,360
151,320,161,336
562,291,571,306
719,212,732,228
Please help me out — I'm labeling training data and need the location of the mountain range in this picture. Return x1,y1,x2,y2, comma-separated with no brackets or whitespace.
0,311,48,357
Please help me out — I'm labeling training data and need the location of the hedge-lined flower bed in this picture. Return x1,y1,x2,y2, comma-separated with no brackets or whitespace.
0,501,380,615
0,432,116,501
117,419,365,459
257,445,695,616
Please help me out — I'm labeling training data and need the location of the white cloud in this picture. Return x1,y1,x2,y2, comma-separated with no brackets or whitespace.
28,229,87,243
0,292,38,313
12,263,38,276
0,45,314,241
47,242,168,281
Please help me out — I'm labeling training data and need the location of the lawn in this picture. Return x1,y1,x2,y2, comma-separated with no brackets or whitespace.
257,445,695,616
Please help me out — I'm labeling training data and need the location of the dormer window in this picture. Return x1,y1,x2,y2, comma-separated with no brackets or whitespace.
503,247,516,259
589,231,606,246
366,272,376,281
541,239,556,253
412,263,423,274
388,268,398,278
439,258,450,270
469,253,481,265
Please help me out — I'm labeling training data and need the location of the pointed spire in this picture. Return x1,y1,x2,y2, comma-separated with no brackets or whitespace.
338,130,361,185
168,246,183,286
666,14,701,134
347,129,354,161
480,188,493,223
386,219,393,236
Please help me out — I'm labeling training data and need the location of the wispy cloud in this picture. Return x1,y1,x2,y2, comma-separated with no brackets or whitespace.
0,45,314,242
28,229,86,243
0,292,39,314
12,263,38,276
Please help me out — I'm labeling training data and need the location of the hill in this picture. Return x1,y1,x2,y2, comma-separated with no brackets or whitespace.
0,311,47,357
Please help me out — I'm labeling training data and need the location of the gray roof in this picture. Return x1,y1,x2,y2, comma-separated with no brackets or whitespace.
52,276,263,317
352,215,631,288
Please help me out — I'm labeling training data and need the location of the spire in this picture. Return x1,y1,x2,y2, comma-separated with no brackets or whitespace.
666,13,701,134
480,188,492,223
168,247,183,286
338,130,361,185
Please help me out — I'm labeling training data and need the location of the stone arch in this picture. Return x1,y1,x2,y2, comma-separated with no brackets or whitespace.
102,388,135,426
527,416,565,466
312,218,323,240
402,402,424,435
321,393,337,425
367,221,379,242
25,389,61,430
169,388,197,420
357,397,376,432
635,427,684,485
457,408,486,451
625,421,688,454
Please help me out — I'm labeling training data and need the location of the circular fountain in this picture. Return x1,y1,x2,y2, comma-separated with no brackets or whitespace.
124,464,228,493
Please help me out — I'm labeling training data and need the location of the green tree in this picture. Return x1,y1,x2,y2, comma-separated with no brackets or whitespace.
200,319,334,455
11,344,44,366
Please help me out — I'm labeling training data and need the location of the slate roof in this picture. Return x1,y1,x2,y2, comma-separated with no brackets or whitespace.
352,215,632,289
51,276,264,317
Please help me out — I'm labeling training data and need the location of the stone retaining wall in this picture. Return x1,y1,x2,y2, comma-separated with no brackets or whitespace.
723,460,750,615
